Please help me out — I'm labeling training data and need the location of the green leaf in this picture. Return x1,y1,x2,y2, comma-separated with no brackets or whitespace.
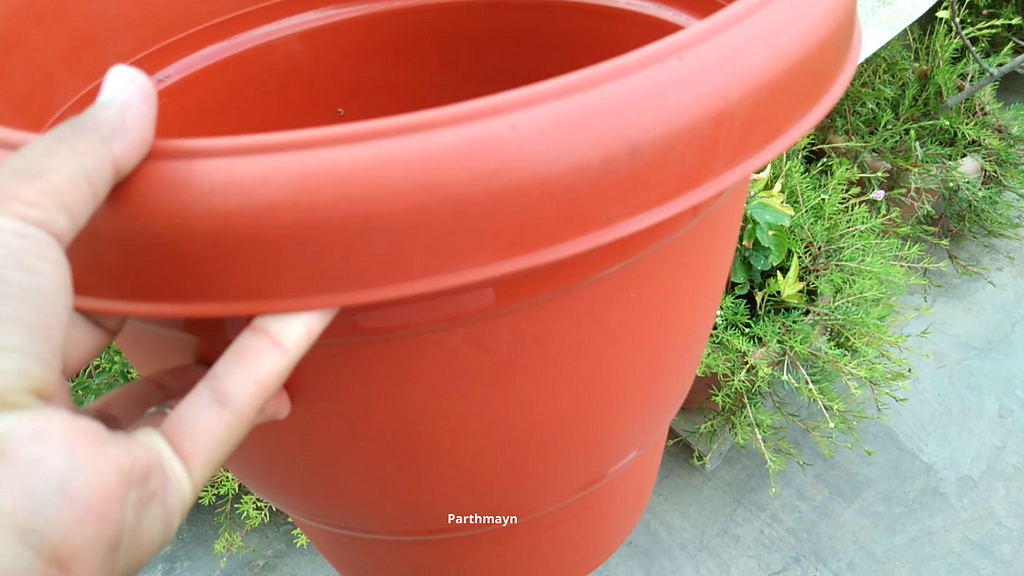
741,224,757,249
749,267,763,287
784,253,801,284
292,526,311,548
749,165,771,195
731,256,749,285
747,198,794,227
775,254,806,304
746,247,772,271
756,225,790,266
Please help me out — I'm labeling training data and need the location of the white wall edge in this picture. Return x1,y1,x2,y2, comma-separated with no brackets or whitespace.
858,0,939,63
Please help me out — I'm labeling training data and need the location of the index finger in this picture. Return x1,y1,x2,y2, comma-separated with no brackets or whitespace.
156,308,338,491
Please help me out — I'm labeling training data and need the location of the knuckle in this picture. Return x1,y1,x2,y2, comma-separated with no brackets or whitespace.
247,319,294,358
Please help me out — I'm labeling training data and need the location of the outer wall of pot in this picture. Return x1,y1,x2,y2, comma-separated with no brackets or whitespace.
116,177,747,576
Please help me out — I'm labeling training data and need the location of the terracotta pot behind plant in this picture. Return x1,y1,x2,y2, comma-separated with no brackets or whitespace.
0,0,861,574
683,374,722,411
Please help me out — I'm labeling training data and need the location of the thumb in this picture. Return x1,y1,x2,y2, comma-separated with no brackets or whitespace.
0,65,157,408
0,64,158,246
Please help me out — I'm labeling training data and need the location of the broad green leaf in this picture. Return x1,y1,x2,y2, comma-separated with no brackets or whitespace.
785,253,802,285
731,256,749,285
749,267,763,286
749,165,771,195
747,198,794,227
741,224,757,249
746,247,771,271
756,225,789,266
760,194,795,217
776,254,806,304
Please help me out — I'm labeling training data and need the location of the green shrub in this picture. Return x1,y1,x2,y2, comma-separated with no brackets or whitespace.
693,141,932,486
199,469,309,564
69,343,137,406
688,11,1024,486
941,0,1024,57
830,10,1024,261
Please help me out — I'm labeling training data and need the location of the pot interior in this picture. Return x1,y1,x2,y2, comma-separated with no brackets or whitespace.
156,0,699,137
9,0,734,137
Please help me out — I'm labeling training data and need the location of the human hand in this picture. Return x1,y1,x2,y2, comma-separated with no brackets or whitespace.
0,65,337,576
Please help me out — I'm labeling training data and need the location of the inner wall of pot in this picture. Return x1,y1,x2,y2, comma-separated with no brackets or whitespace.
0,0,737,136
146,0,725,137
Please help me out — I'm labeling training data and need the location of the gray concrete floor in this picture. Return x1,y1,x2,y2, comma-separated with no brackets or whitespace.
140,233,1024,576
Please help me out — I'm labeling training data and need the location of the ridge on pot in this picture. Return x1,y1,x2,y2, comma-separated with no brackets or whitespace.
0,0,861,575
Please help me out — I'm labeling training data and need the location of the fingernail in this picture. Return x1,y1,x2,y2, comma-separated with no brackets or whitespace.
96,64,138,103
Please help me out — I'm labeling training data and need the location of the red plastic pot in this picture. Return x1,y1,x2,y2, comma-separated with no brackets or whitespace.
0,0,860,574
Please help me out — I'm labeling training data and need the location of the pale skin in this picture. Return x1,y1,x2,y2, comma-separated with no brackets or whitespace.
0,65,338,576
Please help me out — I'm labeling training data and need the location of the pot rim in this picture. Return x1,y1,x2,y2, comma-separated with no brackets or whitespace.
0,0,863,317
0,0,760,156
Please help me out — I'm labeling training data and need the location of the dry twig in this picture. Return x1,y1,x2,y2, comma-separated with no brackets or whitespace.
941,1,1024,112
950,0,996,75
